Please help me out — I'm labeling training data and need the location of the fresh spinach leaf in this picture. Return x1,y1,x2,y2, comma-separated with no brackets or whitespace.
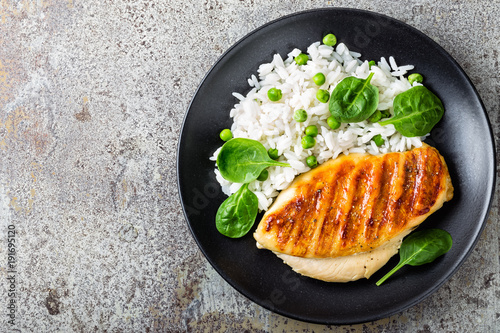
376,229,452,286
216,138,290,183
215,183,259,238
378,86,444,137
329,72,379,123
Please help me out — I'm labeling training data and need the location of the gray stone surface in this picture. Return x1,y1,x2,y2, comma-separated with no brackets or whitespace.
0,0,498,331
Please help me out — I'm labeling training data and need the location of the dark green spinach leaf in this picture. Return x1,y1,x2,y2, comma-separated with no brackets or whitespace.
329,72,379,123
378,85,444,137
215,183,259,238
376,228,452,286
216,138,290,183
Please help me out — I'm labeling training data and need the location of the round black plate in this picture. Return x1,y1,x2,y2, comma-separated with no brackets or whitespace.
177,8,496,324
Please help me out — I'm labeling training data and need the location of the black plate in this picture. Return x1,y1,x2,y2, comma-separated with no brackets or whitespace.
177,8,496,324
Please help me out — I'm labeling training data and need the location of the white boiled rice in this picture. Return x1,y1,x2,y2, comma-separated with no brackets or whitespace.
210,41,424,211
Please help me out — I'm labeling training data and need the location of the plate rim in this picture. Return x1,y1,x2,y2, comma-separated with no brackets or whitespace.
177,7,497,325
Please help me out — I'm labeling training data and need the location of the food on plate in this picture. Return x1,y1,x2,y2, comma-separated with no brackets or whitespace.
215,138,290,238
273,231,408,283
329,72,379,123
253,144,454,281
212,37,437,212
219,128,233,141
408,72,424,85
322,33,337,46
211,33,453,283
216,183,259,238
379,86,444,137
216,138,290,184
376,228,453,285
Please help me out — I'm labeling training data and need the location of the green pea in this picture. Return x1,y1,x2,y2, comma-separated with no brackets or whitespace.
257,169,269,181
322,33,337,46
301,135,316,149
219,129,232,141
305,125,318,137
368,60,376,68
267,87,282,101
316,89,330,103
327,116,341,130
379,110,391,119
293,109,308,122
267,148,279,160
306,155,318,168
408,73,423,85
313,73,326,86
295,53,309,66
368,110,382,123
373,134,385,147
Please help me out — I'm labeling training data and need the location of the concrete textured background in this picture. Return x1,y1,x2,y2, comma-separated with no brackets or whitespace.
0,0,498,332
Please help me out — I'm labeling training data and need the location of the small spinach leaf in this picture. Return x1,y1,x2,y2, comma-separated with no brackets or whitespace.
329,72,379,123
215,183,258,238
376,229,452,286
378,85,444,137
216,138,290,183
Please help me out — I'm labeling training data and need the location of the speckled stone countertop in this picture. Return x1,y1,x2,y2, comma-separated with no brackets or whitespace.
0,0,498,332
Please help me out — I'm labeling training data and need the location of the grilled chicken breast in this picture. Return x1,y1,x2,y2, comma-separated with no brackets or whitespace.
254,143,453,281
272,228,412,282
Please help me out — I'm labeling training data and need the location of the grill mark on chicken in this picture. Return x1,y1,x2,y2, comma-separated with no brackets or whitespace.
341,161,372,252
358,162,380,244
254,144,453,259
369,155,396,243
335,161,362,251
414,147,443,215
406,151,420,219
391,150,418,230
315,162,355,255
291,185,323,256
381,154,405,236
